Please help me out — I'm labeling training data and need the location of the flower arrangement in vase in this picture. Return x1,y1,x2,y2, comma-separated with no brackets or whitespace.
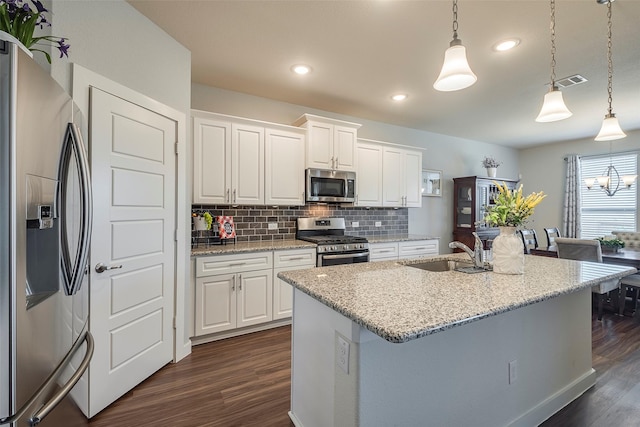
484,181,546,274
0,0,70,63
481,156,502,178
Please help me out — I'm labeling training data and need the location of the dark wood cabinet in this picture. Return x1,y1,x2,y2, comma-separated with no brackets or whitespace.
452,176,519,250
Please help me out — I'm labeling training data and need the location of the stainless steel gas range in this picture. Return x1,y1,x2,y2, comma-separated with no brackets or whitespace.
296,217,369,267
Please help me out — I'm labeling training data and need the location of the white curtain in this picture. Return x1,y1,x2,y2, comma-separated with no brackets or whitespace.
562,155,581,238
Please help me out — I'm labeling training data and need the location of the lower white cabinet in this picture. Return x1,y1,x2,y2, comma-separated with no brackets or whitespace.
398,240,439,260
194,248,315,337
273,248,316,320
369,242,400,262
195,252,273,336
369,239,439,262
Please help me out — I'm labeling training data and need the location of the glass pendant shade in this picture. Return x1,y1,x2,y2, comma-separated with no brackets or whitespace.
433,42,477,92
622,175,638,188
535,88,572,122
595,114,627,141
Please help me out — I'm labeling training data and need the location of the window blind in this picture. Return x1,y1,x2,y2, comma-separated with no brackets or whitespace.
580,152,637,239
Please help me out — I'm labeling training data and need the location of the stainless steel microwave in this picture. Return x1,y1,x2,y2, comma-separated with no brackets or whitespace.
306,168,356,203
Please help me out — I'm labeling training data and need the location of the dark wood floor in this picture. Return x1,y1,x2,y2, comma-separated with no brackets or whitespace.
88,310,640,427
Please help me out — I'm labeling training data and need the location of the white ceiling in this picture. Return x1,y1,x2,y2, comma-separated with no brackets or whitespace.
128,0,640,149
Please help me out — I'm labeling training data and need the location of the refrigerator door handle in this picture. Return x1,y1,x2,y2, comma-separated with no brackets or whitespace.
0,331,94,426
58,123,93,296
28,331,94,426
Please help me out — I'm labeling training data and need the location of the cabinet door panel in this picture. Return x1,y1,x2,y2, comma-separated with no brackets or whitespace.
237,270,273,327
382,147,403,206
193,118,230,203
195,274,235,336
334,125,356,171
356,142,383,206
265,129,305,205
307,122,333,169
403,150,423,207
232,123,264,205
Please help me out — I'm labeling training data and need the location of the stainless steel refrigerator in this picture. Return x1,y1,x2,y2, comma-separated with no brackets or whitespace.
0,40,93,426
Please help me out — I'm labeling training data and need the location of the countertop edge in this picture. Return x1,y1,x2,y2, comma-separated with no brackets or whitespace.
279,255,637,343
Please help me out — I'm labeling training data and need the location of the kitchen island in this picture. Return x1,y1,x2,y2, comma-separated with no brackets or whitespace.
277,254,636,427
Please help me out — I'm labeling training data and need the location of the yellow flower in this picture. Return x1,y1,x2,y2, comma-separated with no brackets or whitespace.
483,181,546,227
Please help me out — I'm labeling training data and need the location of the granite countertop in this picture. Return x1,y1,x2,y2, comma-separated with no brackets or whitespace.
191,239,316,257
367,235,439,243
277,253,637,344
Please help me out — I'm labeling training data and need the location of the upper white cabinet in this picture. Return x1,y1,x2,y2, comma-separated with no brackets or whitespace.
192,110,305,206
265,127,305,206
192,116,231,204
355,141,383,207
382,146,422,208
232,123,264,205
293,114,361,172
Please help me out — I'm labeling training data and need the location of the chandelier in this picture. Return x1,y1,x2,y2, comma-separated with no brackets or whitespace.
584,146,637,197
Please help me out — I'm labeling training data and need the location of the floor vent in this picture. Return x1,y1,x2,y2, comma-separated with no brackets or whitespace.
555,74,588,88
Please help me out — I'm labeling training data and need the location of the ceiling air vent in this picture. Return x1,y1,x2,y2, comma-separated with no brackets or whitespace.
555,74,588,88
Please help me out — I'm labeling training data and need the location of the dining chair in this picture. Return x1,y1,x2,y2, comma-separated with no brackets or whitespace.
555,237,621,320
544,227,561,251
518,229,539,254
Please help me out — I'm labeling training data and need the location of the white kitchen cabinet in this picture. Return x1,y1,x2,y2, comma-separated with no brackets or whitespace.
192,111,265,205
272,248,316,320
194,252,273,336
369,242,399,262
355,141,383,207
192,116,231,204
398,239,439,260
293,114,361,172
382,146,422,208
369,239,439,262
265,127,306,206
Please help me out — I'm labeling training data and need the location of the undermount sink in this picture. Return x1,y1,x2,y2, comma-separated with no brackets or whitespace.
406,260,488,274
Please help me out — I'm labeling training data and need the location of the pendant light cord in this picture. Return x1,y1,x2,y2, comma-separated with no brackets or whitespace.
606,1,614,116
452,0,459,40
549,0,557,87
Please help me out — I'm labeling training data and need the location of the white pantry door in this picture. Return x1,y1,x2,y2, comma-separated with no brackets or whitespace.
88,87,176,416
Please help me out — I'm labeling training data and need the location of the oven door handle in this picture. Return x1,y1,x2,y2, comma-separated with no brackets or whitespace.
321,252,369,260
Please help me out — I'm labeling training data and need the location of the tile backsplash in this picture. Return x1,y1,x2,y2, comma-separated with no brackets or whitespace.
192,204,408,242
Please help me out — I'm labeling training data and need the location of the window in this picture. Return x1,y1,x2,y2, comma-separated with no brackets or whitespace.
580,152,637,239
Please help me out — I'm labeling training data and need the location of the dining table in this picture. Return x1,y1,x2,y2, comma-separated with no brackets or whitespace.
530,246,640,317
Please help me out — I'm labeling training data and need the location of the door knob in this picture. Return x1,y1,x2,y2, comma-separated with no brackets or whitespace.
95,263,123,273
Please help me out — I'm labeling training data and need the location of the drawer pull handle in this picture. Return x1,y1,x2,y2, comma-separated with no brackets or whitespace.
229,262,246,267
286,257,305,261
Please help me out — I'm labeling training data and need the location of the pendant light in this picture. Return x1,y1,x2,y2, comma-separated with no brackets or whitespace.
595,0,626,141
433,0,477,92
535,0,572,122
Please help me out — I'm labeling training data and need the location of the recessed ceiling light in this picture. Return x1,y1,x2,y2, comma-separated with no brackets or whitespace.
391,94,408,101
291,64,312,75
493,38,521,52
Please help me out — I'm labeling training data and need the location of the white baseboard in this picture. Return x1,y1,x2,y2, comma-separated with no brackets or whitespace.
508,368,597,427
191,319,291,346
289,411,304,427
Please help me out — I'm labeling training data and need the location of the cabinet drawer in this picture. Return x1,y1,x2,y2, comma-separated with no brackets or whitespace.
398,240,439,259
273,248,316,268
196,251,273,277
369,243,399,261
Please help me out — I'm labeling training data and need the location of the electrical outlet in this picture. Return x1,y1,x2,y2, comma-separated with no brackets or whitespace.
508,360,518,384
337,336,350,374
268,222,278,230
375,221,382,227
352,221,359,228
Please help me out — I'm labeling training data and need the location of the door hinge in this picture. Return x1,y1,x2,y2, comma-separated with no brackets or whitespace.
175,229,178,242
175,141,179,155
173,317,177,329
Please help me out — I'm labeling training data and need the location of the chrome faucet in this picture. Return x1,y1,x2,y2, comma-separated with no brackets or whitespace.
448,232,484,268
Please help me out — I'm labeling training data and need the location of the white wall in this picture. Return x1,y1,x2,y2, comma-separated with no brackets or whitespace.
192,83,520,244
519,130,640,242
